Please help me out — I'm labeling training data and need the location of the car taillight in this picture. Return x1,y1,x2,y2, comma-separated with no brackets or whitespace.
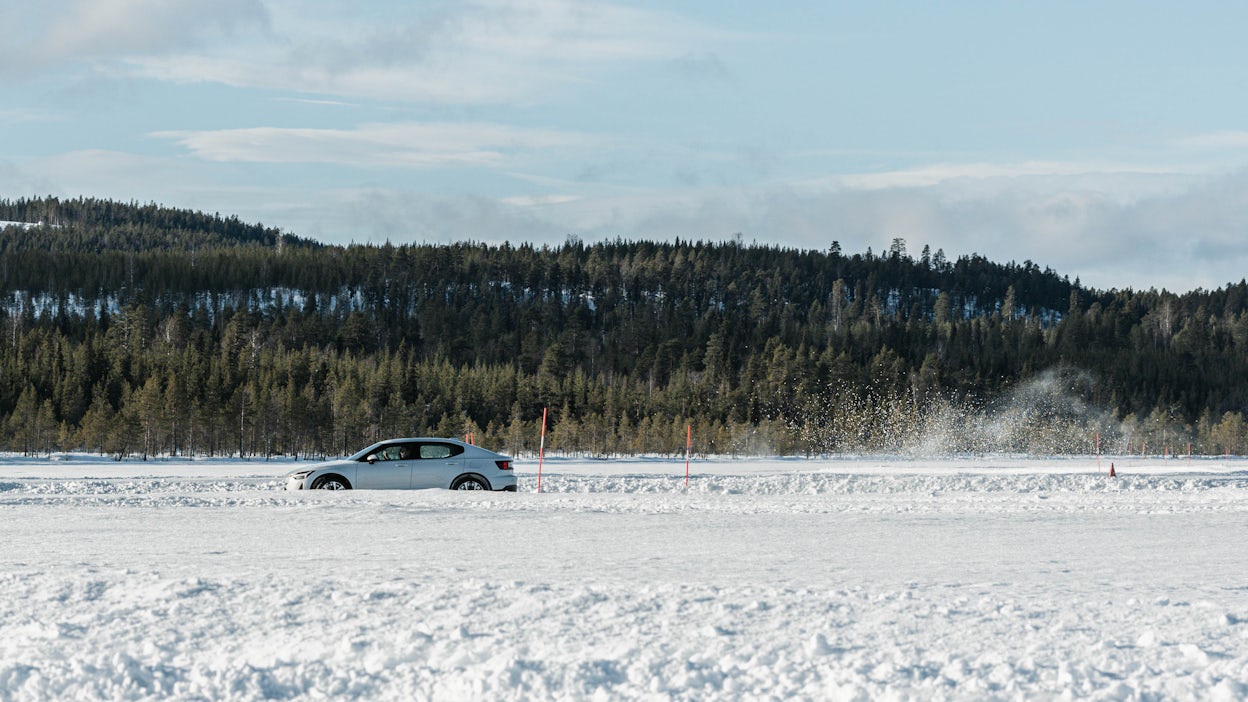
496,460,513,471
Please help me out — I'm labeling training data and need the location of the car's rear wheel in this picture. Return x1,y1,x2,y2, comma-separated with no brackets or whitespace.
312,475,350,490
451,475,489,491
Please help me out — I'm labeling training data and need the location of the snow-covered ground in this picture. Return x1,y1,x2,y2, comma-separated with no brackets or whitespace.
3,454,1248,700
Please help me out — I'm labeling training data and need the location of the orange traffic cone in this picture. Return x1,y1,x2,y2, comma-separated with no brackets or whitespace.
1109,463,1116,478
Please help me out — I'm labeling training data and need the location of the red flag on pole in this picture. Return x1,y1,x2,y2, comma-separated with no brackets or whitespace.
685,424,692,488
537,407,547,494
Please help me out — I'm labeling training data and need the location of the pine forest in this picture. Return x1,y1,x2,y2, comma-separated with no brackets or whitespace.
2,196,1247,460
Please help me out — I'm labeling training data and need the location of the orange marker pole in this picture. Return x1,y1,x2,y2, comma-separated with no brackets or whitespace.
684,424,692,488
537,407,547,494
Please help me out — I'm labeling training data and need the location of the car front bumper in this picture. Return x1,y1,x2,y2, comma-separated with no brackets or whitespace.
283,475,309,490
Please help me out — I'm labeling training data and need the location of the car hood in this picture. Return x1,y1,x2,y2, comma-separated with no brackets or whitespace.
285,459,353,477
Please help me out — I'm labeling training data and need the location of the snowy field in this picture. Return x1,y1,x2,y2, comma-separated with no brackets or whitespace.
3,454,1248,700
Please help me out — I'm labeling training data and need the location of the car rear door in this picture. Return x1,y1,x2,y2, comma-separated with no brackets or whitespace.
410,442,465,488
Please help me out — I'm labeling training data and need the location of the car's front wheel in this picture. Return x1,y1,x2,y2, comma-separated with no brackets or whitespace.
312,475,351,490
451,475,489,491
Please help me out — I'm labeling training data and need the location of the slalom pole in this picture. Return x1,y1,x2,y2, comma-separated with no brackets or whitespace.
1096,431,1101,471
537,407,547,494
684,424,692,489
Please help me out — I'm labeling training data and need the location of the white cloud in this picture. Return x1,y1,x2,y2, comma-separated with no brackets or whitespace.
816,161,1194,194
48,0,268,57
500,194,582,207
0,159,59,196
19,149,210,198
0,109,64,124
457,0,695,61
1174,131,1248,150
153,122,605,167
0,0,268,75
307,188,565,245
129,53,534,104
5,0,719,104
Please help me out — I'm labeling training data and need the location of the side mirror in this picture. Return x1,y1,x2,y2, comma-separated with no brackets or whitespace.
367,455,377,464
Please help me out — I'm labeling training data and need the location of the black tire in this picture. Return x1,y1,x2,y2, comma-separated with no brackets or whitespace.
451,474,490,491
312,475,351,490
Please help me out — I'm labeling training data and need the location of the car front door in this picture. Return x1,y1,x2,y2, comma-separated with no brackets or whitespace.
353,443,414,489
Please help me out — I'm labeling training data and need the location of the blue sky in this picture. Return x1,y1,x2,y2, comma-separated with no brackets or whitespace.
3,1,1248,291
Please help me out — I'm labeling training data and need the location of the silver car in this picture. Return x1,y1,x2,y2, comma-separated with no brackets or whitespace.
283,438,517,491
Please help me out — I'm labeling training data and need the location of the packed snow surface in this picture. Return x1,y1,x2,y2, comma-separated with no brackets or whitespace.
3,455,1248,700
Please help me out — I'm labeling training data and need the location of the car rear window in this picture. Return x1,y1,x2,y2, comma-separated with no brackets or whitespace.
419,443,463,459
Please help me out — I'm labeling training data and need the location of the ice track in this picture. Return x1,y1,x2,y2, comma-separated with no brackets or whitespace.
2,456,1248,700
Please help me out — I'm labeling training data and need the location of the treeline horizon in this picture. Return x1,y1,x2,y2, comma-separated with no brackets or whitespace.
2,195,1247,459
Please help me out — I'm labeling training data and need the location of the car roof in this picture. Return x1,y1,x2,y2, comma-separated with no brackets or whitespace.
351,438,506,459
382,437,469,444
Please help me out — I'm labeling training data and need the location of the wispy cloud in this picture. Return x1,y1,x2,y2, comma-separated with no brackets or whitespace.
153,122,606,167
0,108,65,124
1174,131,1248,150
500,194,582,207
0,0,268,76
4,0,720,105
810,161,1196,192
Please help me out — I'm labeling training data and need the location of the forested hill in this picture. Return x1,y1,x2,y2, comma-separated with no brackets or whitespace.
0,196,312,252
2,196,1247,459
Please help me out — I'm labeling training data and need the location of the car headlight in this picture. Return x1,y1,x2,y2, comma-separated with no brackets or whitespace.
288,470,315,480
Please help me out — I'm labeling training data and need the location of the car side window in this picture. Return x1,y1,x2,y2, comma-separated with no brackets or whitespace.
365,445,406,461
418,443,463,459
